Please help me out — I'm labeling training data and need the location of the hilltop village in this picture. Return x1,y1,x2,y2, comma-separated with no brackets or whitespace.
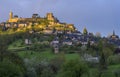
0,11,120,49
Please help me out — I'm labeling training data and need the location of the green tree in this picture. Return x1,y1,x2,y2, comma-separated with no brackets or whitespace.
97,40,114,77
50,54,65,74
59,59,88,77
35,60,56,77
83,27,88,35
95,32,101,38
40,67,54,77
0,35,8,62
0,61,25,77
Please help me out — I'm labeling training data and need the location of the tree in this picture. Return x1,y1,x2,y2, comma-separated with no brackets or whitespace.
97,40,114,77
0,34,26,76
35,60,55,77
49,54,65,74
107,33,112,38
83,27,88,35
0,61,25,77
40,67,54,77
0,35,8,62
59,59,88,77
95,32,101,38
114,69,120,77
103,47,113,59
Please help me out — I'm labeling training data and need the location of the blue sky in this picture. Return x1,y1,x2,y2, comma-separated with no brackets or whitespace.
0,0,120,36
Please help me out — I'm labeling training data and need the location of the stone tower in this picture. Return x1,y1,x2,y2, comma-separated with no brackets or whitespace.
9,11,13,19
46,13,55,25
47,13,54,21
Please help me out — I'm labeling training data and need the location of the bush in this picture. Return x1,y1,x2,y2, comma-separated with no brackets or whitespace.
49,55,65,74
60,45,78,53
30,43,51,52
107,54,120,65
35,60,55,77
0,61,25,77
113,69,120,77
59,59,89,77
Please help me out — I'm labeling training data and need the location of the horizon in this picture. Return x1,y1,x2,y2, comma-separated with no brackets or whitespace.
0,0,120,37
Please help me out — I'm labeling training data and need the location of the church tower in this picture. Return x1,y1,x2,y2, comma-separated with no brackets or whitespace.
9,11,13,19
8,11,18,23
110,30,119,40
113,30,115,36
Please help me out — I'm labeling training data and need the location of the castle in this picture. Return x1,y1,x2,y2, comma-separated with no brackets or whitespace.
0,11,76,33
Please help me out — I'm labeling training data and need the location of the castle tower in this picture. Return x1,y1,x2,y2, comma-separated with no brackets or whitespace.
46,13,55,25
47,13,54,21
9,11,13,19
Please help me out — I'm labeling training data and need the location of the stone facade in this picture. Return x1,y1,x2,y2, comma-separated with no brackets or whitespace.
0,11,76,33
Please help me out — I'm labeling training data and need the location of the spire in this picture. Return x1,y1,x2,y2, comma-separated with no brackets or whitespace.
113,30,115,36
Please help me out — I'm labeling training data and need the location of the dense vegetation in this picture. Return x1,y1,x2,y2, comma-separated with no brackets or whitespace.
0,31,120,77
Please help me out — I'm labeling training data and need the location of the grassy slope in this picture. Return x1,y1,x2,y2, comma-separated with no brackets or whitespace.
8,40,120,77
8,39,80,61
17,50,80,61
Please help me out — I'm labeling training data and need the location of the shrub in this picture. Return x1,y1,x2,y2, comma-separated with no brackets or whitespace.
59,59,88,77
0,61,25,77
30,43,50,52
107,54,120,65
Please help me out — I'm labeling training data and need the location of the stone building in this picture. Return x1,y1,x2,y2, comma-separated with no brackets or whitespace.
0,11,76,33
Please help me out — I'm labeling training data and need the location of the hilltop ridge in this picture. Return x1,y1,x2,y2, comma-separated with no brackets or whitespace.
0,11,76,34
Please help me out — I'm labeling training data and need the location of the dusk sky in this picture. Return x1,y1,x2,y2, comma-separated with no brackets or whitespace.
0,0,120,36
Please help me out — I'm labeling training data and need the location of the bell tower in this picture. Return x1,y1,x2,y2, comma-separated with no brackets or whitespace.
9,11,13,19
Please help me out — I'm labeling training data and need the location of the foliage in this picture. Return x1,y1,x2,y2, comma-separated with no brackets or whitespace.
0,60,25,77
0,35,8,61
30,43,51,52
83,27,88,35
35,60,55,77
95,32,101,38
49,55,65,74
60,45,81,53
107,54,120,65
59,59,88,77
0,28,119,77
